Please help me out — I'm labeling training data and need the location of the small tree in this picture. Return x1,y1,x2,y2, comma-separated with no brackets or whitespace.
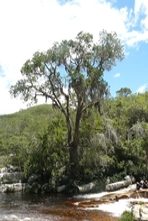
10,30,124,178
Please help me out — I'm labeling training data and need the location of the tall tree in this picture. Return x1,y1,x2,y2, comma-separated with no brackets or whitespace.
10,31,124,178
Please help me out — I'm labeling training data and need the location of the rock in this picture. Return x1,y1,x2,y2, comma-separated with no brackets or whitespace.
106,180,129,191
24,183,32,193
48,177,57,191
140,204,148,221
28,174,41,184
50,177,56,188
124,175,132,184
77,182,96,193
106,177,110,185
132,204,141,221
0,167,7,173
66,184,148,220
57,185,67,193
132,203,148,221
7,165,20,173
106,175,135,191
0,166,20,173
2,172,22,184
67,185,147,208
130,175,136,184
0,183,26,193
41,183,52,193
30,182,41,194
0,166,23,184
0,166,27,193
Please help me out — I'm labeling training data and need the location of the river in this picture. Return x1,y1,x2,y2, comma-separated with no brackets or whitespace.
0,191,120,221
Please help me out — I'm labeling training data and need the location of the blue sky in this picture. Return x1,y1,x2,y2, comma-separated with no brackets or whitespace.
104,41,148,96
0,0,148,114
104,0,148,96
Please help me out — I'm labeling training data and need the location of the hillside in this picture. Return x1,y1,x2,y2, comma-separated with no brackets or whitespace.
1,93,148,183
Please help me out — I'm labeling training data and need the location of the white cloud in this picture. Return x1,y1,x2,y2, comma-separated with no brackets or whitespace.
114,73,120,78
134,0,147,18
124,0,148,46
0,0,148,114
136,84,147,93
0,76,27,115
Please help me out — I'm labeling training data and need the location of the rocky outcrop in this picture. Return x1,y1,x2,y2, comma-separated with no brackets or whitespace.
66,184,137,208
25,173,98,194
77,182,97,193
2,172,22,184
106,175,135,191
132,203,148,221
0,166,26,193
66,184,148,220
0,183,26,193
57,184,67,193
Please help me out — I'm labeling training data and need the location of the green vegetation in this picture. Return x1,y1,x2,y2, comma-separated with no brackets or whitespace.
0,31,147,185
1,91,148,184
119,211,133,221
0,105,68,178
10,31,124,178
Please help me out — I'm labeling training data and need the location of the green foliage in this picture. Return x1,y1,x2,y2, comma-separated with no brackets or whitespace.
116,87,132,97
1,89,148,181
23,115,68,176
119,211,133,221
2,87,148,182
10,31,124,178
0,105,68,177
2,32,148,182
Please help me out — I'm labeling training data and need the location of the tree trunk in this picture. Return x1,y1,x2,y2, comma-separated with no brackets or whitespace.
69,100,83,178
66,116,78,178
69,141,78,179
67,98,82,179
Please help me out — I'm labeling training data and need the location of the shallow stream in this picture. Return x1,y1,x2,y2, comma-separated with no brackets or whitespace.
0,192,119,221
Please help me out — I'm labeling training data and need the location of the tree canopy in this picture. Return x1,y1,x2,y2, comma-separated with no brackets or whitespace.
10,30,124,178
116,87,132,97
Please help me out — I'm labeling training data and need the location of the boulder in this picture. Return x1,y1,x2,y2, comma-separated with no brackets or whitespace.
124,175,134,185
7,165,20,173
77,182,96,193
41,183,52,193
24,183,32,193
28,174,41,184
66,184,139,208
57,185,67,193
106,180,129,191
132,203,148,221
0,183,26,193
0,167,7,173
106,175,135,191
30,182,41,194
0,166,26,192
2,172,22,184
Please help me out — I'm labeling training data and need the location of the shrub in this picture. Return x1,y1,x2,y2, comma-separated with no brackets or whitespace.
119,211,133,221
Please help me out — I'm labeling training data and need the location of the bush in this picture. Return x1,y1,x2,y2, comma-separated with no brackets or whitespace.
119,211,133,221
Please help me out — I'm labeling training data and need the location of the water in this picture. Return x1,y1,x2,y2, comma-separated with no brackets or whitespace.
1,186,146,221
0,168,120,220
74,185,148,217
0,192,118,221
0,192,68,221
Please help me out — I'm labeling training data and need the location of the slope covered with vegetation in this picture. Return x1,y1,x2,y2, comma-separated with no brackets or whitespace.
1,91,148,184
